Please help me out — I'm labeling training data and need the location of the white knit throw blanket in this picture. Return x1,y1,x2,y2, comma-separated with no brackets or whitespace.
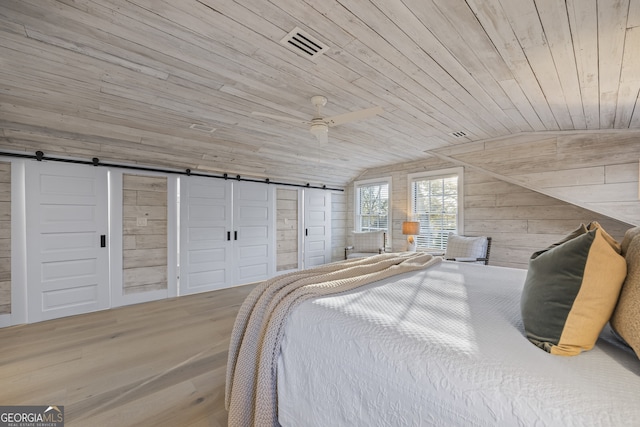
225,252,441,427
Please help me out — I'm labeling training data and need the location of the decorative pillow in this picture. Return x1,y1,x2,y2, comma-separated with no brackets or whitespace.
444,233,487,259
621,226,640,256
611,233,640,358
352,231,385,253
520,222,627,356
531,223,589,259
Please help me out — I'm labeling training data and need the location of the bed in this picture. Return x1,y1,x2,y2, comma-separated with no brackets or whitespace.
226,236,640,426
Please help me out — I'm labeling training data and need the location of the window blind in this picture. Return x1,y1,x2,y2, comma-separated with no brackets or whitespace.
356,182,389,233
411,174,458,250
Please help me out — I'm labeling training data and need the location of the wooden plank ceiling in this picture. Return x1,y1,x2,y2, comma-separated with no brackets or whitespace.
1,0,639,188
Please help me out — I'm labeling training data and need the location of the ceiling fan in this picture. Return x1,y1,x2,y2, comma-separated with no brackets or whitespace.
252,95,383,144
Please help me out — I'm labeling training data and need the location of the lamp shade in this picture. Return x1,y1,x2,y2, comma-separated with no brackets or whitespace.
402,221,420,235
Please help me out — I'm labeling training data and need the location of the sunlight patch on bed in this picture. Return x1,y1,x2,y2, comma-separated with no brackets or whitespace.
313,270,480,355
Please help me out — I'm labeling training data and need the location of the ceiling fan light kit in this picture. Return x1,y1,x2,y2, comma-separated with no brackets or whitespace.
309,123,328,134
253,95,383,143
309,121,329,144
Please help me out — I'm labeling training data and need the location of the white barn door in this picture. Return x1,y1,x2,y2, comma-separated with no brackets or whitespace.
234,181,274,284
304,189,332,268
179,177,232,295
26,161,109,322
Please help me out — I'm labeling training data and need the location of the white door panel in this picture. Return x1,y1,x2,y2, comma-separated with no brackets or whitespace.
239,225,269,239
237,205,269,219
26,161,109,322
234,182,274,284
238,243,269,258
304,189,332,268
180,177,232,294
237,263,268,282
237,183,270,202
181,179,274,291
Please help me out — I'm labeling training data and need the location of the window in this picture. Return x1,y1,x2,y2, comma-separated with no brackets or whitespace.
408,168,463,251
354,177,391,244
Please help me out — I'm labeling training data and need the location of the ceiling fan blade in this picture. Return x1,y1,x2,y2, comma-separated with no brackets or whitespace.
252,111,311,125
325,106,384,127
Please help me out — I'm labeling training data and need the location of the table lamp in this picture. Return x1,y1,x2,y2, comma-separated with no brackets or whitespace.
402,221,420,252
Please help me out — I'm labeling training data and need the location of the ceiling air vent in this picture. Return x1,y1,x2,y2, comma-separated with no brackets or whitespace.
280,27,329,60
189,123,216,133
449,131,467,138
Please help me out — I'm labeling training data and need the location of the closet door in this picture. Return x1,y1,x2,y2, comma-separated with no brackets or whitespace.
180,177,232,294
304,189,332,268
234,181,275,284
25,161,109,322
275,188,300,273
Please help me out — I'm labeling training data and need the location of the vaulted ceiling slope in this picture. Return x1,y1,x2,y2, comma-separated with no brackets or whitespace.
1,0,639,188
430,131,640,226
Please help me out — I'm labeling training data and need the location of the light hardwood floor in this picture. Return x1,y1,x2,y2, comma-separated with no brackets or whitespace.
0,284,256,426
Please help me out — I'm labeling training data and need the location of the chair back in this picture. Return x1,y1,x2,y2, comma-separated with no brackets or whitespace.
345,230,386,259
483,237,492,265
352,230,385,251
445,233,491,265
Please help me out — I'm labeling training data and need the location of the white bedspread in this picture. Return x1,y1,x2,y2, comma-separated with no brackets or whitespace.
277,261,640,426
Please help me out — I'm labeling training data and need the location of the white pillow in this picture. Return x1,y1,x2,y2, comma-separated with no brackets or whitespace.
352,231,385,252
445,233,487,259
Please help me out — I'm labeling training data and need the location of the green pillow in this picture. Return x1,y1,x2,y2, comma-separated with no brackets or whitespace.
521,222,627,356
530,223,588,259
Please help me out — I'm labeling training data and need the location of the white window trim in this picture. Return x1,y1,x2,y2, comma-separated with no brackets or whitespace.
407,167,464,249
353,176,392,249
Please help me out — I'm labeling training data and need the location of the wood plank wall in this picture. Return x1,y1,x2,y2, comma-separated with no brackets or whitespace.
463,170,630,268
432,132,640,226
276,188,298,272
122,174,168,294
0,162,10,315
347,157,633,269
